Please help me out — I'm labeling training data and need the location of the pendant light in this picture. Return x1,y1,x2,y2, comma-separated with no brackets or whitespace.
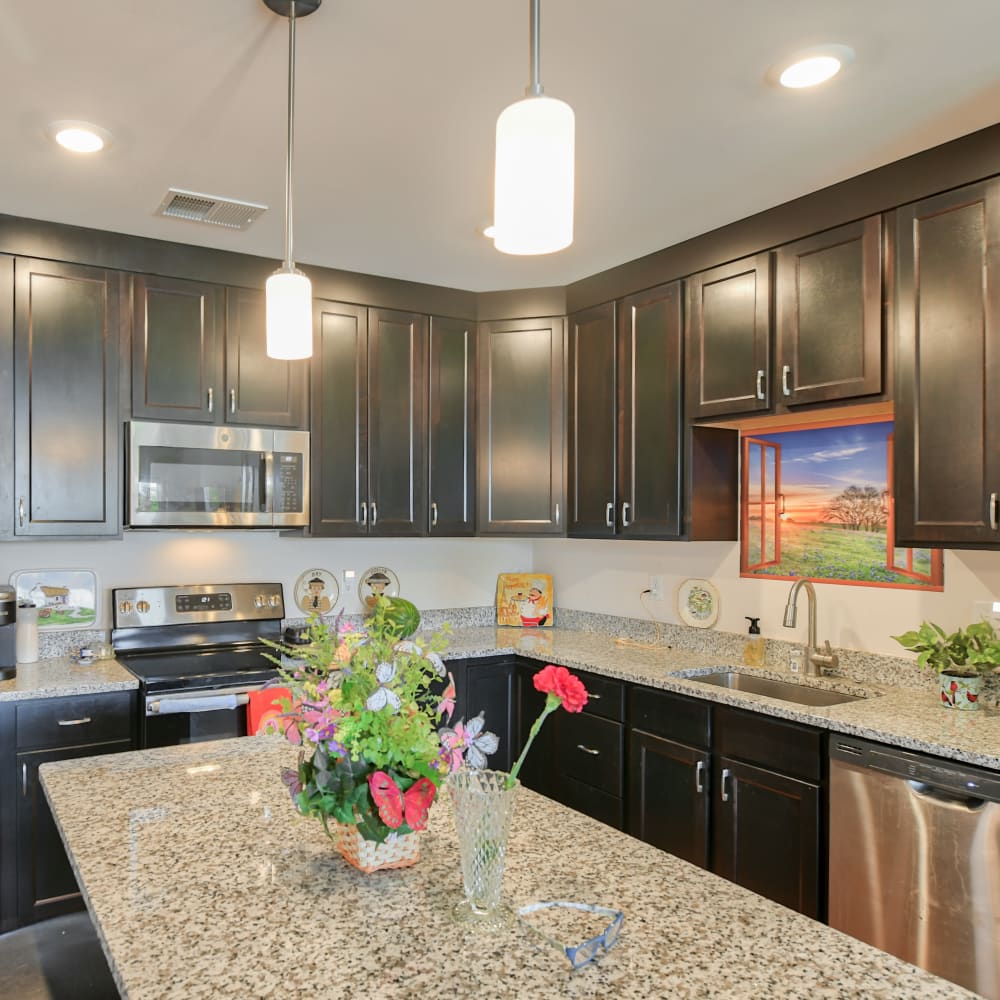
492,0,575,256
263,0,320,360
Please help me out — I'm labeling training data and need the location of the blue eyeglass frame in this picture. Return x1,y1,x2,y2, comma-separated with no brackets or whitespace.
517,901,624,969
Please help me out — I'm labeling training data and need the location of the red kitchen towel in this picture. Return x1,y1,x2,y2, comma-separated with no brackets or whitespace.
247,687,293,736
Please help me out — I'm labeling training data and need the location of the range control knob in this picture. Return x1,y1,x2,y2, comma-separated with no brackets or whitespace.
267,594,280,608
118,600,134,615
254,594,266,609
136,600,151,614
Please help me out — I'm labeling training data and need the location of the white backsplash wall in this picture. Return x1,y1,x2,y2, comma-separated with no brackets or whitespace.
1,534,532,631
532,538,1000,658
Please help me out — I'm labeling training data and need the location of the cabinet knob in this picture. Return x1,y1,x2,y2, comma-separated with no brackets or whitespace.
575,744,600,756
755,369,766,401
782,364,792,397
57,717,92,727
621,501,632,528
370,501,378,528
554,502,560,527
721,767,731,802
360,501,367,526
207,387,214,414
229,388,236,414
431,502,438,527
605,502,614,529
991,492,999,531
696,759,705,794
17,496,25,527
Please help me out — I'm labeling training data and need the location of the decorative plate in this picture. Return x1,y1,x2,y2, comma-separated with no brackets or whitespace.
359,566,400,613
293,568,340,617
9,569,98,631
676,578,720,629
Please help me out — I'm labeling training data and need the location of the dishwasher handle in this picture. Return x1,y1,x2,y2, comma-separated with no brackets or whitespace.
907,781,988,811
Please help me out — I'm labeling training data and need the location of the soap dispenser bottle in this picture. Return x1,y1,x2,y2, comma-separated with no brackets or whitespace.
742,617,765,667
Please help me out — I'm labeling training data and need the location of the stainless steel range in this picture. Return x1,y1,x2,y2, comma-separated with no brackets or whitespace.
112,582,285,748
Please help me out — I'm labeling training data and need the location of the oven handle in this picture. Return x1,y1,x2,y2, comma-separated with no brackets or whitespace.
145,687,258,717
263,452,274,514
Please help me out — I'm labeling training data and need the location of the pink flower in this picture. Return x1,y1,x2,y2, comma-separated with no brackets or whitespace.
533,664,588,713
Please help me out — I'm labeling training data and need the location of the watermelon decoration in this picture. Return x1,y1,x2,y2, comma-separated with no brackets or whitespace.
382,597,421,638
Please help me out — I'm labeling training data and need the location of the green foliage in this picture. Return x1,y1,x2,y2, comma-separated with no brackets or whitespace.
892,620,1000,676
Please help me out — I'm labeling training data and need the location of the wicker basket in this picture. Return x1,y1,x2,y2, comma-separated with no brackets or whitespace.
332,821,421,874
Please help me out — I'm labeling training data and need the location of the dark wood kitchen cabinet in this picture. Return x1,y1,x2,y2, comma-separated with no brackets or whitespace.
477,316,565,535
132,277,307,428
894,179,1000,547
428,316,476,535
11,258,125,537
0,257,13,538
775,216,883,407
446,657,515,773
312,301,426,536
627,688,823,919
686,253,772,418
0,691,137,930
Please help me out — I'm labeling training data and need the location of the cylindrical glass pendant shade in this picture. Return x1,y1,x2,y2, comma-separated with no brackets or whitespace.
265,267,313,360
493,95,575,255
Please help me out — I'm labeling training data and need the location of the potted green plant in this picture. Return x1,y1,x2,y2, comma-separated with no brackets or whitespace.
892,620,1000,710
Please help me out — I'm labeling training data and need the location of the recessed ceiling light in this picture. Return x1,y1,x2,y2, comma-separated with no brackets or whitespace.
47,120,112,154
770,44,855,90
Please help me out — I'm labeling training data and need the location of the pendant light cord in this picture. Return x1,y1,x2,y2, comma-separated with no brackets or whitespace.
526,0,543,96
283,1,297,270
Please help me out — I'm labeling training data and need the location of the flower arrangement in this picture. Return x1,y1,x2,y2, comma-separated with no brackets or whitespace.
264,597,498,847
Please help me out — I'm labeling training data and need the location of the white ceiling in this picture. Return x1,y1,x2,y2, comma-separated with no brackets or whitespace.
3,1,1000,292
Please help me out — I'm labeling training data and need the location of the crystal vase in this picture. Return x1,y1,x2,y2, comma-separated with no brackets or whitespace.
446,768,519,929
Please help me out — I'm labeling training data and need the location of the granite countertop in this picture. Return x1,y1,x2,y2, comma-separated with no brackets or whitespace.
40,737,976,1000
0,656,138,702
443,627,1000,771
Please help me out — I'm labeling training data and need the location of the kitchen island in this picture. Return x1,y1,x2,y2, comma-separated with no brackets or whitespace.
40,736,976,999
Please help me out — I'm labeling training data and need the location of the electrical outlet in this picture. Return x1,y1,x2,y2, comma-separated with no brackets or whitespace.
649,575,664,601
973,599,1000,627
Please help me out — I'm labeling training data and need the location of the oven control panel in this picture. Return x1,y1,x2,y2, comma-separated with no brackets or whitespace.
112,583,284,629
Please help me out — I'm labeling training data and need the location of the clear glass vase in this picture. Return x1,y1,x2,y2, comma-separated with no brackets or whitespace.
446,768,519,929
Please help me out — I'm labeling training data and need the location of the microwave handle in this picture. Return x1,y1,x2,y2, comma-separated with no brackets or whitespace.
264,453,274,513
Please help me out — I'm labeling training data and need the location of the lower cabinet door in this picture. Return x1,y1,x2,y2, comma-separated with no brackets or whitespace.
16,740,133,925
627,729,709,868
464,660,515,773
711,755,820,918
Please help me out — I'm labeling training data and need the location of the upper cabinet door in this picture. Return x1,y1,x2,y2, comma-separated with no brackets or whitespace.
367,308,427,537
477,316,566,535
225,287,308,428
618,282,683,539
894,180,1000,547
567,303,616,538
428,316,476,536
312,300,368,537
131,275,222,423
13,259,123,536
776,217,882,406
686,253,772,418
0,256,13,538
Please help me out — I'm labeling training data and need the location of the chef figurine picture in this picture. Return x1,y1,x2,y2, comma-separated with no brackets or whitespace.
495,573,554,627
519,579,550,626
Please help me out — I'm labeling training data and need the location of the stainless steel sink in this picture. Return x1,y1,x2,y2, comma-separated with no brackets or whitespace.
688,671,866,707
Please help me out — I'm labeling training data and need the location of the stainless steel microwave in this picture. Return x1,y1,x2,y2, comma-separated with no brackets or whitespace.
127,421,309,528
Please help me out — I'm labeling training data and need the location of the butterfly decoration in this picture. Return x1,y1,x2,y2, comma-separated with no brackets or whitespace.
439,711,500,770
395,639,447,678
368,771,437,831
437,671,457,722
280,766,303,802
365,661,402,713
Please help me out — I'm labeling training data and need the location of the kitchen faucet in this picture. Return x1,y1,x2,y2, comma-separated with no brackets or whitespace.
782,579,840,677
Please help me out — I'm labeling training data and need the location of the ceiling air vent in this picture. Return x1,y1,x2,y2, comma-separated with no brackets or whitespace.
155,188,267,231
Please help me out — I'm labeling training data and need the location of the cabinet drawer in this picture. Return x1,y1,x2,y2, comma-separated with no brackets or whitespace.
556,774,623,830
713,705,823,782
558,712,623,796
629,685,710,749
16,692,135,751
577,670,624,722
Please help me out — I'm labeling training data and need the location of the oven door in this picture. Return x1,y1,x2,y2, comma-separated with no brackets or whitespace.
128,421,275,528
142,685,261,748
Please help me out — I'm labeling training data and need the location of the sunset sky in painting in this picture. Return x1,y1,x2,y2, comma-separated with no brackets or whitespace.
755,420,891,524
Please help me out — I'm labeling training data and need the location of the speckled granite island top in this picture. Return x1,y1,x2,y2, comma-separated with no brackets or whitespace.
0,656,138,701
41,737,973,1000
443,627,1000,771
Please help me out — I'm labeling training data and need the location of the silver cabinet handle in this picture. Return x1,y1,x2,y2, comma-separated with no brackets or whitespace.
755,369,766,401
554,502,560,526
621,501,631,527
782,364,792,397
370,501,378,527
991,492,999,531
18,497,25,527
229,388,236,414
57,717,92,726
721,767,731,803
696,760,705,794
605,501,614,528
576,744,600,756
360,501,367,526
22,762,27,797
207,387,214,414
588,692,602,700
431,502,438,527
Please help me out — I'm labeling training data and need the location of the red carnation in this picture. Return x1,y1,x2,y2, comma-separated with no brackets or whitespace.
533,664,589,712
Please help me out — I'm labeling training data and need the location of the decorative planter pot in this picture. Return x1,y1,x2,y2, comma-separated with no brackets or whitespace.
939,672,982,710
332,820,421,873
446,768,519,930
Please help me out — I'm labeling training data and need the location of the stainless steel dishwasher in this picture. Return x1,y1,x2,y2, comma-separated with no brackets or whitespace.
829,736,1000,1000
